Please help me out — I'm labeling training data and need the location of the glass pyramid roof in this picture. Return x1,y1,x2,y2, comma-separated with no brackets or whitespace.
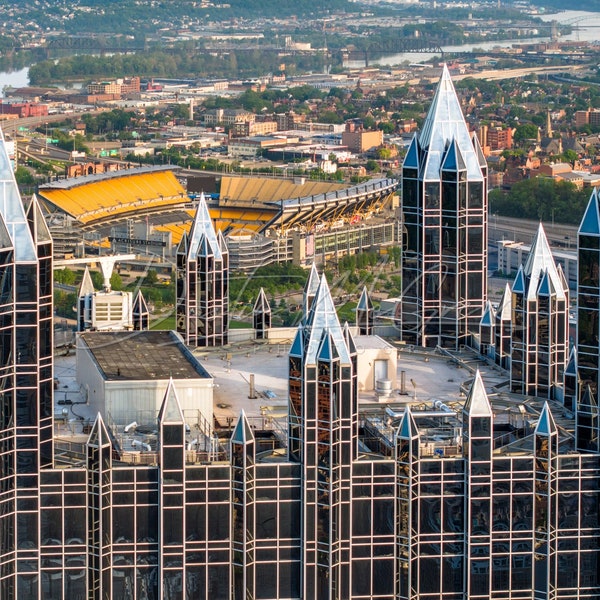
512,265,526,295
253,287,271,314
565,345,577,377
496,283,512,322
357,286,373,311
232,410,254,444
0,129,36,261
305,274,351,365
397,406,419,440
524,223,566,301
579,187,600,235
418,64,483,182
480,300,495,327
87,413,112,448
188,192,222,259
78,266,95,296
132,290,149,315
534,402,557,436
158,379,185,424
463,370,492,418
26,194,52,243
403,135,419,169
441,139,466,172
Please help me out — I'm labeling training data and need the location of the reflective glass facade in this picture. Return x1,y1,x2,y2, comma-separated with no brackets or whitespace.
3,93,600,600
509,226,569,399
401,66,487,348
176,193,229,347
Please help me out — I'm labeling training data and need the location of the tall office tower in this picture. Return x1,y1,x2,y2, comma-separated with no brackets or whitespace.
578,186,600,395
0,137,53,597
356,286,374,335
176,192,229,346
3,133,600,599
462,370,493,599
288,273,358,598
252,287,271,339
510,223,569,399
401,64,487,348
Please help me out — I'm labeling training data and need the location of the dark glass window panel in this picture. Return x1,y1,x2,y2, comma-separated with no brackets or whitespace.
256,501,277,539
351,559,371,596
136,505,158,543
469,182,483,208
64,507,86,541
15,265,36,303
420,497,441,534
470,417,491,437
402,179,419,210
419,557,440,594
470,439,491,462
207,503,229,541
162,509,183,545
186,503,206,542
352,499,371,537
40,509,62,546
162,426,184,447
255,563,277,599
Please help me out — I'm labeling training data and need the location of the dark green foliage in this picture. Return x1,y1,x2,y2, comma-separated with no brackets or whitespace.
337,252,380,272
513,123,539,142
29,49,330,84
54,268,76,286
229,263,307,306
54,291,77,319
489,178,590,225
15,166,35,186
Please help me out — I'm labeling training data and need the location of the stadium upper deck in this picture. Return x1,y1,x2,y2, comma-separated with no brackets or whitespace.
38,166,187,228
37,169,398,259
214,176,397,235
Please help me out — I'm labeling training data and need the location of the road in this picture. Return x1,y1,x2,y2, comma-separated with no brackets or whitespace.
490,215,578,248
454,64,587,82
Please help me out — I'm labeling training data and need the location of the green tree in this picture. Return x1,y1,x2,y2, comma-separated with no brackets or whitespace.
513,123,539,143
15,166,35,186
365,160,380,173
54,268,76,286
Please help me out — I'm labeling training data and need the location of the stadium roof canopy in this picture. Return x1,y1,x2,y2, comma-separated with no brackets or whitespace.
38,166,187,228
214,176,397,235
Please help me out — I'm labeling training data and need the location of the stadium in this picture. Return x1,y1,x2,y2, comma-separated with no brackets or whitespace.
37,166,399,271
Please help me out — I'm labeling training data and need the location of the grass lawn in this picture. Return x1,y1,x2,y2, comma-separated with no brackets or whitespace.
150,314,252,330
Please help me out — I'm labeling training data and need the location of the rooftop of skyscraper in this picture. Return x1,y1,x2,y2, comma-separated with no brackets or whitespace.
53,333,577,466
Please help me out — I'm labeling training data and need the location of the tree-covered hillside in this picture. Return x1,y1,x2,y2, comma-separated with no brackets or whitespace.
8,0,358,35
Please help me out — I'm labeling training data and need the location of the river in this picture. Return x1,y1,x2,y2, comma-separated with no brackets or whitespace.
0,67,30,96
344,9,600,68
4,11,600,82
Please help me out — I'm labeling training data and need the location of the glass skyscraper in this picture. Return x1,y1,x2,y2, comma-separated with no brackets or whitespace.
401,64,488,348
176,192,229,347
0,65,599,599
